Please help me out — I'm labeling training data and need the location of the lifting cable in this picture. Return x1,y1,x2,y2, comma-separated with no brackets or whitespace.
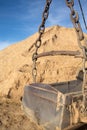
78,0,87,30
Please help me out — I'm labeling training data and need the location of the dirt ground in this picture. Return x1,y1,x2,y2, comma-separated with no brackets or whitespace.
0,97,87,130
0,97,43,130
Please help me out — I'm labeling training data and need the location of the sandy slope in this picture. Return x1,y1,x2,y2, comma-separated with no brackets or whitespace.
0,25,85,99
0,25,87,130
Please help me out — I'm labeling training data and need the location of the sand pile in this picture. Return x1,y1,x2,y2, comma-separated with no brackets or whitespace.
0,25,87,130
0,25,85,100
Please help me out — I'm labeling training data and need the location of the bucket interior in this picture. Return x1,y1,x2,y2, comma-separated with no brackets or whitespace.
51,79,82,94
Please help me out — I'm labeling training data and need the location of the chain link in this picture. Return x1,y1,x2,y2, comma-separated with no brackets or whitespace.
32,0,52,82
65,0,87,104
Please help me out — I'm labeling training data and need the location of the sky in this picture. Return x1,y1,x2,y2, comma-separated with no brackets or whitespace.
0,0,87,50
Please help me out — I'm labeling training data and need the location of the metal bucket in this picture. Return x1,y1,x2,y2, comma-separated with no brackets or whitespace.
22,76,87,130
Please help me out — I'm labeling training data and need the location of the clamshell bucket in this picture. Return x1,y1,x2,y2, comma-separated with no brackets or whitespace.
22,72,87,130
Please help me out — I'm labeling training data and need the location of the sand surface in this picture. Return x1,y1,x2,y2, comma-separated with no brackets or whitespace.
0,25,87,130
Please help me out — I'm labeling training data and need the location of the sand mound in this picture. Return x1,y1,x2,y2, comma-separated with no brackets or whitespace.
0,25,86,100
0,25,87,130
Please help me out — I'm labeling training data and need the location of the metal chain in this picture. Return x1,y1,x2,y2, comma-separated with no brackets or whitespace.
65,0,87,103
32,0,52,82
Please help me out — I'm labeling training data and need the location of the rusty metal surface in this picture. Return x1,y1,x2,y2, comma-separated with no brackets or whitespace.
33,50,80,59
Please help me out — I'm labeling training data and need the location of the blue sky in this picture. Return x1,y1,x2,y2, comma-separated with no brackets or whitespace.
0,0,87,50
